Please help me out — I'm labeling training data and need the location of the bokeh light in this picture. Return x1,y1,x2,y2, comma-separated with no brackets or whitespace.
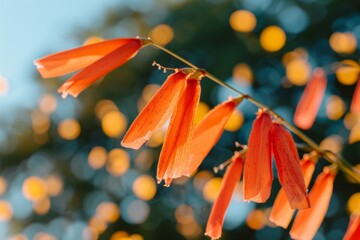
88,146,108,170
149,24,174,46
102,111,127,138
246,209,266,230
335,60,359,85
260,26,286,52
95,202,120,223
286,58,311,86
329,32,357,54
107,148,130,176
38,94,57,115
44,175,63,197
319,135,343,154
233,63,253,85
326,95,346,120
58,118,81,140
347,192,360,214
132,175,157,201
224,109,244,132
83,36,104,45
0,75,9,95
0,200,12,221
95,100,118,120
22,176,47,202
229,10,257,33
32,197,51,215
203,177,222,202
194,102,210,125
0,176,8,195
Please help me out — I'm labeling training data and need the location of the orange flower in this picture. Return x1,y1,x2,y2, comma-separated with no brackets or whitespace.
294,68,327,130
184,97,242,176
351,77,360,114
290,167,336,240
34,37,149,98
156,74,202,186
205,154,244,239
271,122,310,209
269,153,316,228
243,109,273,203
121,70,189,149
343,214,360,240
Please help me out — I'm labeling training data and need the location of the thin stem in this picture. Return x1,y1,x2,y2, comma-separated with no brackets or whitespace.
150,42,360,183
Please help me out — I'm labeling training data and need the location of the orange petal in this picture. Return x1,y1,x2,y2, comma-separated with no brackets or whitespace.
157,78,201,185
351,77,360,114
205,155,244,239
269,155,316,228
121,70,188,149
343,214,360,240
185,98,240,176
290,167,336,239
243,109,273,203
34,38,138,78
294,68,327,130
271,122,310,209
57,39,142,98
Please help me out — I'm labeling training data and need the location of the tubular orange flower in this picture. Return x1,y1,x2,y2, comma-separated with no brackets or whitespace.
34,37,149,98
205,154,244,239
294,68,327,130
243,109,273,203
157,76,201,186
184,97,243,176
271,122,310,209
290,166,336,240
351,77,360,114
269,153,317,228
343,214,360,240
121,70,188,149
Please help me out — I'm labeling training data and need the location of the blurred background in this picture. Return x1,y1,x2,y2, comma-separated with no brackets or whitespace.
1,0,360,239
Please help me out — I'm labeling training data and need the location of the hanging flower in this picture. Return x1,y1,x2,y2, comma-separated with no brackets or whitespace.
270,122,310,209
121,68,205,186
34,37,150,98
205,153,244,239
269,153,317,228
343,214,360,240
293,68,327,130
351,77,360,114
243,109,273,203
290,166,336,240
185,97,243,176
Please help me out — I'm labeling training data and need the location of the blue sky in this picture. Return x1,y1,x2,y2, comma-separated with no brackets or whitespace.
0,0,120,118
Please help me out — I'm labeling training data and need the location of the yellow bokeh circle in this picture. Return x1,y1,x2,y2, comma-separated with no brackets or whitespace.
260,26,286,52
229,10,257,33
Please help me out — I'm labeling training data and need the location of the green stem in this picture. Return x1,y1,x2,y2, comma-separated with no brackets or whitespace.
150,42,360,183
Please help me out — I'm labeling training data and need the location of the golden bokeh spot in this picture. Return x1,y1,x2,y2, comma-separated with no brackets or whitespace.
194,102,210,126
33,197,51,215
0,200,12,221
83,36,104,46
347,192,360,214
96,202,120,223
102,111,127,138
132,175,157,201
22,176,47,202
335,60,359,85
229,10,257,33
149,24,174,46
45,175,63,197
39,94,57,114
344,112,360,130
107,149,130,176
233,63,253,85
0,176,8,195
95,100,118,120
89,216,108,235
147,129,165,148
134,150,154,170
326,95,346,120
88,146,108,170
142,84,160,102
176,219,201,238
260,26,286,52
193,170,213,191
7,234,28,240
319,135,343,154
286,58,311,86
329,32,357,54
129,234,144,240
58,118,81,140
34,232,57,240
110,231,128,240
203,177,222,202
349,123,360,144
282,48,309,66
32,110,50,134
246,209,266,230
225,109,244,132
175,204,194,224
0,75,9,95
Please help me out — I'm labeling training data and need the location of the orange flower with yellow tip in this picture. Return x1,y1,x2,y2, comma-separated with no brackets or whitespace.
293,68,327,130
34,37,150,98
270,153,317,228
185,97,243,176
243,109,273,203
344,214,360,240
121,68,205,186
290,166,337,240
205,153,244,240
